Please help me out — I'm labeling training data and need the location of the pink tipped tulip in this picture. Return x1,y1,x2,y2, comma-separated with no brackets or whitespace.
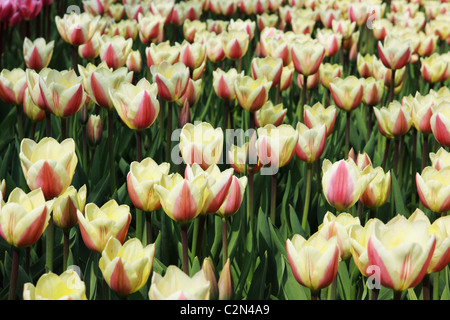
0,68,27,106
99,35,133,70
291,39,325,77
23,37,54,72
77,200,132,253
0,188,51,248
373,101,412,139
322,158,377,212
377,36,412,70
19,138,78,200
212,68,243,101
295,123,327,164
430,101,450,148
416,166,450,214
217,175,248,219
150,61,190,102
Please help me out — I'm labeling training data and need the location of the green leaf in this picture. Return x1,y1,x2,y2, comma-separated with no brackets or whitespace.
391,172,407,216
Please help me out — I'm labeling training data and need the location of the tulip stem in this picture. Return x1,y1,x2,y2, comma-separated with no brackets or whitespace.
15,105,24,141
166,102,173,164
136,130,142,162
45,214,54,272
393,290,402,300
8,248,20,300
345,111,351,156
146,212,152,245
387,69,396,105
423,273,430,300
71,45,78,75
108,110,116,195
302,163,313,232
422,134,428,170
195,215,206,259
299,75,308,122
45,112,51,137
181,223,189,275
61,117,67,141
63,230,69,271
311,290,319,300
381,138,391,170
393,138,400,175
222,218,228,267
270,173,277,225
248,170,254,233
432,271,439,300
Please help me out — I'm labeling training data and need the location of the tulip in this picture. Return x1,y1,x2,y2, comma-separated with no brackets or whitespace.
23,37,54,72
316,29,342,58
0,180,5,199
234,75,272,113
99,237,155,297
149,265,210,300
52,185,87,232
82,0,104,16
107,3,125,21
359,167,391,210
202,257,219,300
357,53,374,78
322,158,377,212
209,0,236,16
279,65,294,91
126,50,142,74
175,78,202,110
256,124,298,171
150,61,190,102
420,53,449,84
127,157,170,214
332,19,356,40
295,123,327,164
320,8,341,28
367,214,436,296
137,12,165,45
205,34,226,64
427,215,450,274
329,76,364,112
179,122,224,170
23,88,45,125
154,173,207,224
304,103,337,137
349,218,380,277
222,30,250,61
78,31,101,61
77,200,132,253
362,77,385,107
227,142,263,175
149,0,174,25
183,19,206,43
291,39,325,77
218,259,234,300
179,40,207,72
23,269,87,300
255,101,287,128
109,78,159,132
430,148,450,171
319,63,343,91
19,138,78,200
99,35,133,70
373,101,412,139
416,166,450,214
0,68,27,106
286,232,340,297
257,12,279,31
186,164,233,215
0,188,52,248
36,69,86,118
145,41,181,68
417,32,438,57
263,37,291,66
318,211,361,260
86,114,103,146
217,175,248,219
212,68,243,101
404,92,437,135
85,66,133,111
430,101,450,148
251,56,283,88
17,0,42,21
55,12,100,46
377,35,412,70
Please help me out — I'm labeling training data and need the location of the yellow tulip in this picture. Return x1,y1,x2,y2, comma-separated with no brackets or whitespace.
149,265,211,300
23,269,87,300
19,138,78,200
0,188,52,248
99,237,155,296
127,157,170,212
77,200,132,253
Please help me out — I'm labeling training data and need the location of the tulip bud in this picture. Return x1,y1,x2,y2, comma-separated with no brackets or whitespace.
52,185,87,231
23,88,46,122
359,167,391,210
357,53,374,78
202,257,219,300
218,259,234,300
87,114,103,146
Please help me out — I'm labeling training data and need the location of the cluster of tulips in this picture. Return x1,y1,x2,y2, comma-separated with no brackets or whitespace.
0,0,449,301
